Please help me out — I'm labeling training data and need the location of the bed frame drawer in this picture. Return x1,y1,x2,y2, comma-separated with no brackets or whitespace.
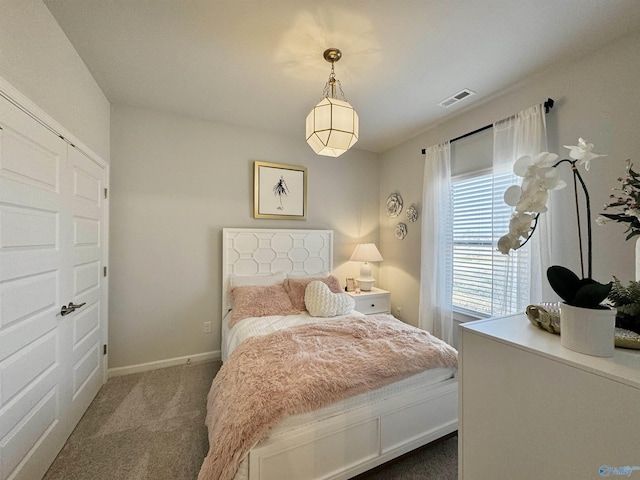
250,417,380,480
381,385,458,453
247,378,458,480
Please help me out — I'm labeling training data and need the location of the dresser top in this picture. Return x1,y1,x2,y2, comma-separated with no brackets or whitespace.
461,314,640,389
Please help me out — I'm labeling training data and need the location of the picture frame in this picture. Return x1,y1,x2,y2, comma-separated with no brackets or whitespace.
346,277,356,292
254,161,307,219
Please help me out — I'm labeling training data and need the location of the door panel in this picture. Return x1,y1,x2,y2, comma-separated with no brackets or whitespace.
2,386,59,477
73,261,100,297
0,359,58,442
0,124,59,192
0,271,57,328
0,205,57,249
73,302,100,346
73,217,100,247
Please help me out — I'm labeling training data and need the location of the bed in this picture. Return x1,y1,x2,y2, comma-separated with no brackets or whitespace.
199,228,458,480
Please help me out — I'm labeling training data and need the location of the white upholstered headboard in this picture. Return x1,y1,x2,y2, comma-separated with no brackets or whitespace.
222,228,334,316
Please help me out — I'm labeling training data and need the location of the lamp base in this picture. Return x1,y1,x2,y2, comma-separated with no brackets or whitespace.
356,278,374,291
357,262,375,291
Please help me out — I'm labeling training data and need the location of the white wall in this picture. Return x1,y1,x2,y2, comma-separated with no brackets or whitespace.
109,104,380,369
380,30,640,330
0,0,110,160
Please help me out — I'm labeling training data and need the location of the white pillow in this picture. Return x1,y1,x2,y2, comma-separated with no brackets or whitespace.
305,281,355,317
287,270,330,279
230,271,285,287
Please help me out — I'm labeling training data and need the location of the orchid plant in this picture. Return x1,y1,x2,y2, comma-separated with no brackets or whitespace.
498,138,613,309
597,161,640,326
597,160,640,240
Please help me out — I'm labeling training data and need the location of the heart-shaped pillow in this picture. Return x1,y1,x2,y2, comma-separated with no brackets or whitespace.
305,280,355,317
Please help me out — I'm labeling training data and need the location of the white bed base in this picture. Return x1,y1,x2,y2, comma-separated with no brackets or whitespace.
247,378,458,480
221,228,458,480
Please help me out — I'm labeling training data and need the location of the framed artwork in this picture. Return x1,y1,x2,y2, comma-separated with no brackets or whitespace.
346,277,356,292
254,161,307,219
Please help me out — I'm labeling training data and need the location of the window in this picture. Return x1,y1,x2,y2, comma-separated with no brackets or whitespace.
451,169,530,317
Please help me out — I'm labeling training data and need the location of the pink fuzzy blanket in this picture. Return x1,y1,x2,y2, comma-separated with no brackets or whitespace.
198,315,458,480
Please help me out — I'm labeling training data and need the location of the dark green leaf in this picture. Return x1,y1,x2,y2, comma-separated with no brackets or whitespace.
547,266,581,304
573,282,613,308
626,230,640,240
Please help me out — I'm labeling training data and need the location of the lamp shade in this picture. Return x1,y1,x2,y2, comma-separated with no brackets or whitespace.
350,243,383,262
306,97,359,157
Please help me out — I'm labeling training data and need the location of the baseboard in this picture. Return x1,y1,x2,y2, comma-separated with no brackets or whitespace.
108,350,221,378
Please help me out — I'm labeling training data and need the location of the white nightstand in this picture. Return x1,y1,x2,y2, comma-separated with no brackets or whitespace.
346,287,390,315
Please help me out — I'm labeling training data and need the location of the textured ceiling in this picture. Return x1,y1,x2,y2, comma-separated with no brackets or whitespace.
45,0,640,153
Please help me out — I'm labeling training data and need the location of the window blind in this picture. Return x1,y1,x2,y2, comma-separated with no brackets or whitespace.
451,171,530,316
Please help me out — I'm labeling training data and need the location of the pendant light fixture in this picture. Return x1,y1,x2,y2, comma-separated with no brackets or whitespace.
305,48,359,157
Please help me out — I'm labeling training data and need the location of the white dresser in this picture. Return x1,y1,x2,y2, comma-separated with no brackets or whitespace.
459,314,640,480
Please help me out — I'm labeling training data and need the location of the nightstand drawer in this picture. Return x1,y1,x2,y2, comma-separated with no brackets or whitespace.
347,288,391,315
353,296,390,315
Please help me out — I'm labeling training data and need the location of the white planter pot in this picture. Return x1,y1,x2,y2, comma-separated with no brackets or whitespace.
560,303,616,357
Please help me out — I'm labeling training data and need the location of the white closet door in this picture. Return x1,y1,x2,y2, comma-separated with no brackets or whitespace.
0,95,106,479
66,146,105,429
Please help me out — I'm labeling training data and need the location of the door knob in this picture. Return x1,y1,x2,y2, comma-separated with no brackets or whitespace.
60,302,86,316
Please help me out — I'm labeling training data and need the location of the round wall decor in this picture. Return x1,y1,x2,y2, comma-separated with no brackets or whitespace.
386,193,403,217
394,223,408,240
406,205,418,223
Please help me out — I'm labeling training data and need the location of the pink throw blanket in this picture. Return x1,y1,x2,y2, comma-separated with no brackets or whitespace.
198,315,458,480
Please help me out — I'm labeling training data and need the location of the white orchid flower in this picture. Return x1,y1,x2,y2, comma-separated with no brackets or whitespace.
563,137,607,170
595,216,610,226
521,166,566,193
497,233,521,254
516,189,548,214
509,213,534,237
500,137,610,256
503,185,522,207
625,208,640,220
513,152,558,177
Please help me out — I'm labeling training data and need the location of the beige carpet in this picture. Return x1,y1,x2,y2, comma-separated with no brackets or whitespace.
353,434,458,480
44,361,220,480
44,361,457,480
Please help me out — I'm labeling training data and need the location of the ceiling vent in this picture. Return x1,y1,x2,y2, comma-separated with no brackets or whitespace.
438,89,476,108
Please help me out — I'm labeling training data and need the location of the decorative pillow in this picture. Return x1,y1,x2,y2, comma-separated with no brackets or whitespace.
230,271,286,287
284,275,342,311
305,281,355,317
230,284,297,327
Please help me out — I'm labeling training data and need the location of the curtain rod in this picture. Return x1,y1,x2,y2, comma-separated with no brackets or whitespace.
421,98,554,155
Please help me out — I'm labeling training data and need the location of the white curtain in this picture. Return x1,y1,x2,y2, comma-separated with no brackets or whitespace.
493,103,550,306
419,142,453,343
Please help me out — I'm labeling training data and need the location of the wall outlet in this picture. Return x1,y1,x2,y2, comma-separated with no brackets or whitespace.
202,321,212,334
396,306,402,319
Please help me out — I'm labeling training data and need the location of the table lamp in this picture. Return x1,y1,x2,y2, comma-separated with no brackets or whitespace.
349,243,383,291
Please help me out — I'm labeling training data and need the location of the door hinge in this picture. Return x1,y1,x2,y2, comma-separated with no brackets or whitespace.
103,344,108,355
104,188,108,199
103,266,107,277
